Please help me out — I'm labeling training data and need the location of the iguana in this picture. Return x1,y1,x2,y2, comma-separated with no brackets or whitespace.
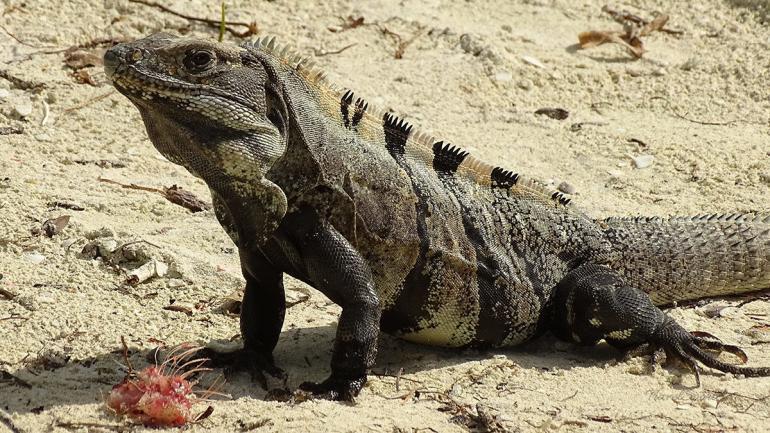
103,33,770,401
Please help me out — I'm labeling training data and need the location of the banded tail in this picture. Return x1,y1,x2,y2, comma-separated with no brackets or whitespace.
601,214,770,305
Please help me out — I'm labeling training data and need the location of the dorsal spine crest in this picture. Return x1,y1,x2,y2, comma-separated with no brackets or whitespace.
432,141,469,174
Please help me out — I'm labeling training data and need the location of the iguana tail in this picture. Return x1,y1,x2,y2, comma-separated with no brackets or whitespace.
600,214,770,306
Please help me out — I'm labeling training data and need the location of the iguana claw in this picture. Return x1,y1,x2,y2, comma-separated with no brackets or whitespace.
297,375,367,402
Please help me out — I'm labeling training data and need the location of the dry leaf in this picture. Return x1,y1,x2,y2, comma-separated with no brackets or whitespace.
534,108,570,120
578,30,644,58
71,69,98,86
40,215,70,237
640,14,669,36
163,303,194,316
163,185,211,213
64,49,103,69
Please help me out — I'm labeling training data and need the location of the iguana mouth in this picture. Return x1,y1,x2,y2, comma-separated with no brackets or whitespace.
106,55,266,131
108,66,207,102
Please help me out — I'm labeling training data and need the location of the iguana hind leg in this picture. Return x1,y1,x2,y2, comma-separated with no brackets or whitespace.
550,263,770,384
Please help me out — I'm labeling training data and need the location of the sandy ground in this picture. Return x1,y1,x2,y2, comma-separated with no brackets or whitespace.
1,0,770,432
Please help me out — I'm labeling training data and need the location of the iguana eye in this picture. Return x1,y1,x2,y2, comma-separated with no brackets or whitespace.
183,50,216,72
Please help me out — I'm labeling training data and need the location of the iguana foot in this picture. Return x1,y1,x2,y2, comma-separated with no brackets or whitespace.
649,318,767,385
297,375,367,401
552,263,770,385
196,347,287,390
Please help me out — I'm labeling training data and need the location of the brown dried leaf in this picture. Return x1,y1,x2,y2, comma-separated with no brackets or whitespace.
71,69,98,86
218,289,243,316
163,303,194,316
744,324,770,344
41,215,70,237
534,108,570,120
163,185,211,213
329,15,365,32
64,49,103,70
640,14,669,36
578,31,644,58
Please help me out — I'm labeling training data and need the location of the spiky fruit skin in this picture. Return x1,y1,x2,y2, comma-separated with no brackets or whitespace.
107,366,194,427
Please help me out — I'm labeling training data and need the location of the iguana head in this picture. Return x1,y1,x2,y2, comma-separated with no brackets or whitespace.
105,33,289,246
104,33,288,189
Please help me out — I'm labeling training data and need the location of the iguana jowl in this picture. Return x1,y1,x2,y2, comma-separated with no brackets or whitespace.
104,33,770,400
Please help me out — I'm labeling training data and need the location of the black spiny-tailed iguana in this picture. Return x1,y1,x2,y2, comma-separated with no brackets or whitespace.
103,33,770,401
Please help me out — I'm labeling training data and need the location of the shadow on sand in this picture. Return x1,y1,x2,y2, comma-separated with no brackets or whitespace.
1,323,628,413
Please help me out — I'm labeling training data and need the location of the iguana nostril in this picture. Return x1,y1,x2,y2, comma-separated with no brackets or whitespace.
103,49,120,77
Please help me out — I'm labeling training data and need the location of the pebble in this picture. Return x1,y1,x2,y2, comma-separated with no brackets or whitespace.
0,89,9,100
494,72,513,82
557,181,576,195
24,252,46,264
553,340,572,351
13,99,33,118
700,399,718,409
517,79,533,90
633,155,655,169
759,173,770,185
34,133,52,142
61,238,78,250
520,55,546,69
626,66,645,77
680,57,699,71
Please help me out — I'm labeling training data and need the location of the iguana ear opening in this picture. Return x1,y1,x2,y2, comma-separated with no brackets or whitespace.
265,82,288,139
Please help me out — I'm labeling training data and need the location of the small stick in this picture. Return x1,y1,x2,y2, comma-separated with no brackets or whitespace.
602,5,684,35
120,336,134,373
0,287,18,300
313,43,357,57
40,100,50,126
60,90,115,115
128,0,258,38
99,178,211,213
0,23,57,49
218,2,226,42
0,69,45,91
0,408,24,433
650,96,735,126
55,421,130,432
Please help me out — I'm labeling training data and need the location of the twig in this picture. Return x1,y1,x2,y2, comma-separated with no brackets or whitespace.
218,2,226,42
0,126,24,135
0,370,32,388
40,100,50,126
0,69,46,91
602,5,684,35
60,90,115,115
128,0,258,38
378,25,423,59
0,287,17,300
98,177,212,213
0,408,23,433
0,23,57,48
313,43,357,57
120,336,134,373
650,96,735,126
55,421,131,432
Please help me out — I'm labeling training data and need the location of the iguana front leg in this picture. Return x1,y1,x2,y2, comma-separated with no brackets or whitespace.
284,210,381,401
202,192,286,388
550,263,770,383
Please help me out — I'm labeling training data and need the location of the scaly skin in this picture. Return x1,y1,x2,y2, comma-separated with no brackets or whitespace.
104,33,770,401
